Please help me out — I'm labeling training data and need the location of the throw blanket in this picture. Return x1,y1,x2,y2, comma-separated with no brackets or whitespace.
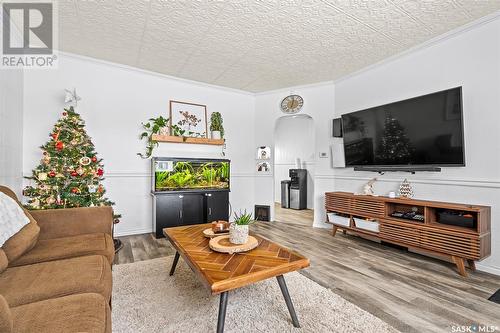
0,192,30,247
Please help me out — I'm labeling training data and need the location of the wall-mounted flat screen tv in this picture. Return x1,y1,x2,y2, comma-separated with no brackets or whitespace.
342,87,465,167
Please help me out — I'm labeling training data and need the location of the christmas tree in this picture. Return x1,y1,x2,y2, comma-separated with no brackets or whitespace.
376,114,414,164
24,106,119,216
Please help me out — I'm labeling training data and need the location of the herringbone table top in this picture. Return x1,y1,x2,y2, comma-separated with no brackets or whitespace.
164,224,310,294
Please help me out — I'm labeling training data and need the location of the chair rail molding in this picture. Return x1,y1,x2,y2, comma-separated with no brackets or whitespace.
315,174,500,189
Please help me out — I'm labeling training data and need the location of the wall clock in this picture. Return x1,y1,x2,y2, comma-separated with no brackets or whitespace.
280,95,304,114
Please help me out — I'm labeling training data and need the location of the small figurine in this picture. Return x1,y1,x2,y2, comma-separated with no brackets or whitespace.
363,177,378,196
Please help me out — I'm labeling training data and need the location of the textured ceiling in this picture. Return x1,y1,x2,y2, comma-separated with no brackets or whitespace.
59,0,500,92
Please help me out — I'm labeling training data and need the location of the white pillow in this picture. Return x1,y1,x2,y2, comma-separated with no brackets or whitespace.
0,192,30,247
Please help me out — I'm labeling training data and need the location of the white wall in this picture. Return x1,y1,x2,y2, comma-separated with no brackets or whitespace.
274,114,315,209
254,83,335,222
0,68,24,197
253,16,500,275
22,54,255,236
331,17,500,275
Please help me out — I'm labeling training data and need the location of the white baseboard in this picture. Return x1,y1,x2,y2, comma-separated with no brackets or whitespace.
313,221,330,229
476,263,500,277
114,227,153,237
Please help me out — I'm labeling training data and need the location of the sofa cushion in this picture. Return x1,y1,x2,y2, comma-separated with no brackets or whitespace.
10,232,115,267
0,255,111,307
0,295,12,333
11,293,110,333
0,250,7,273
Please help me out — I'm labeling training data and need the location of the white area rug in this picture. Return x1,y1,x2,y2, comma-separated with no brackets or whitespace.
113,256,398,333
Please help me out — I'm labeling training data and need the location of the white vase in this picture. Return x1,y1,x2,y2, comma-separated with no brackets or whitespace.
211,131,221,140
229,224,249,244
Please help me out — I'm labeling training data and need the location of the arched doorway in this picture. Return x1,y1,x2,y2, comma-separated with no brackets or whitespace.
273,114,315,226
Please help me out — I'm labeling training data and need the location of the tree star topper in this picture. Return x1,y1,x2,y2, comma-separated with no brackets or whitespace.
64,88,81,106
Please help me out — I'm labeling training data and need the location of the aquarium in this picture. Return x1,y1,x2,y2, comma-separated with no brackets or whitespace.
152,158,230,192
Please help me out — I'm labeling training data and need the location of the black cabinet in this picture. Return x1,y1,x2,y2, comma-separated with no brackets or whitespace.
205,191,229,223
182,193,205,226
154,190,229,238
155,194,182,234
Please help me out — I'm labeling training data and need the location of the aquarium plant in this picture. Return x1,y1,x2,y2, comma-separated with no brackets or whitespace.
154,160,230,191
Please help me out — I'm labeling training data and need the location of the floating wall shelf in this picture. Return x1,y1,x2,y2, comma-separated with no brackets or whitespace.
151,134,225,146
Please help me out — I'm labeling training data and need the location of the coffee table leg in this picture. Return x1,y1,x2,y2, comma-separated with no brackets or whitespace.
169,252,180,276
217,292,229,333
276,275,300,328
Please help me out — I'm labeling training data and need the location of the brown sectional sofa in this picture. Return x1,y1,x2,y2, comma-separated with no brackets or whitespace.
0,186,114,333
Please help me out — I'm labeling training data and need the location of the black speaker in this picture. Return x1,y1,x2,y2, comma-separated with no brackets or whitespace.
332,118,342,137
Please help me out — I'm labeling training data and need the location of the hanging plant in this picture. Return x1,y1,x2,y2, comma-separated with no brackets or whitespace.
137,116,169,159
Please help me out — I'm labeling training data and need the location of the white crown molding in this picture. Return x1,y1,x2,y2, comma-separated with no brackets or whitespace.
58,51,255,96
255,80,335,96
333,10,500,84
314,174,500,189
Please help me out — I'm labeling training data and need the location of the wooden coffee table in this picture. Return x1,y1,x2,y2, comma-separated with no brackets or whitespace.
164,224,310,333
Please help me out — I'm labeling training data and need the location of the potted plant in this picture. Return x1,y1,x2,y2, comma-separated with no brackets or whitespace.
210,112,224,140
229,210,253,244
137,116,169,159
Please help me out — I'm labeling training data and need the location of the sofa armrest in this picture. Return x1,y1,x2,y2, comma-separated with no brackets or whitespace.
29,206,114,240
0,295,12,333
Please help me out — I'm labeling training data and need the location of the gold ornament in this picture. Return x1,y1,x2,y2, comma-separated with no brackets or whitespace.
56,173,64,178
46,196,56,204
79,157,91,166
38,172,48,181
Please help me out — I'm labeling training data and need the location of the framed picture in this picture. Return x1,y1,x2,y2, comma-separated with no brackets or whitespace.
256,146,271,160
256,162,271,172
169,100,208,138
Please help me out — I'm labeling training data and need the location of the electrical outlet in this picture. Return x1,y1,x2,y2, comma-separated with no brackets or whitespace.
319,152,328,158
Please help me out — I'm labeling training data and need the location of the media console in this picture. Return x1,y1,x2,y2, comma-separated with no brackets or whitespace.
325,192,491,277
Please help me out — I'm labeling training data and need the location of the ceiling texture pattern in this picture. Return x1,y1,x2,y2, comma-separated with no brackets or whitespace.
59,0,500,92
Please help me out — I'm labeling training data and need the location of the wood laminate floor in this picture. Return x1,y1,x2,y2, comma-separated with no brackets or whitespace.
115,222,500,333
274,202,314,226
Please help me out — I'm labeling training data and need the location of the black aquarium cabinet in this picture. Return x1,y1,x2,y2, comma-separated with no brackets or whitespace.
152,157,230,238
153,191,229,238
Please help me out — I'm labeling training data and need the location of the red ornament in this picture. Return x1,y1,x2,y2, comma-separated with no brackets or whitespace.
71,187,79,194
71,171,78,177
91,156,97,163
48,171,56,177
62,111,67,117
55,141,64,151
96,168,104,176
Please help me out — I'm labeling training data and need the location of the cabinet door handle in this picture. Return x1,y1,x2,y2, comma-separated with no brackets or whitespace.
179,210,183,219
179,195,184,198
209,208,212,215
206,193,212,197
